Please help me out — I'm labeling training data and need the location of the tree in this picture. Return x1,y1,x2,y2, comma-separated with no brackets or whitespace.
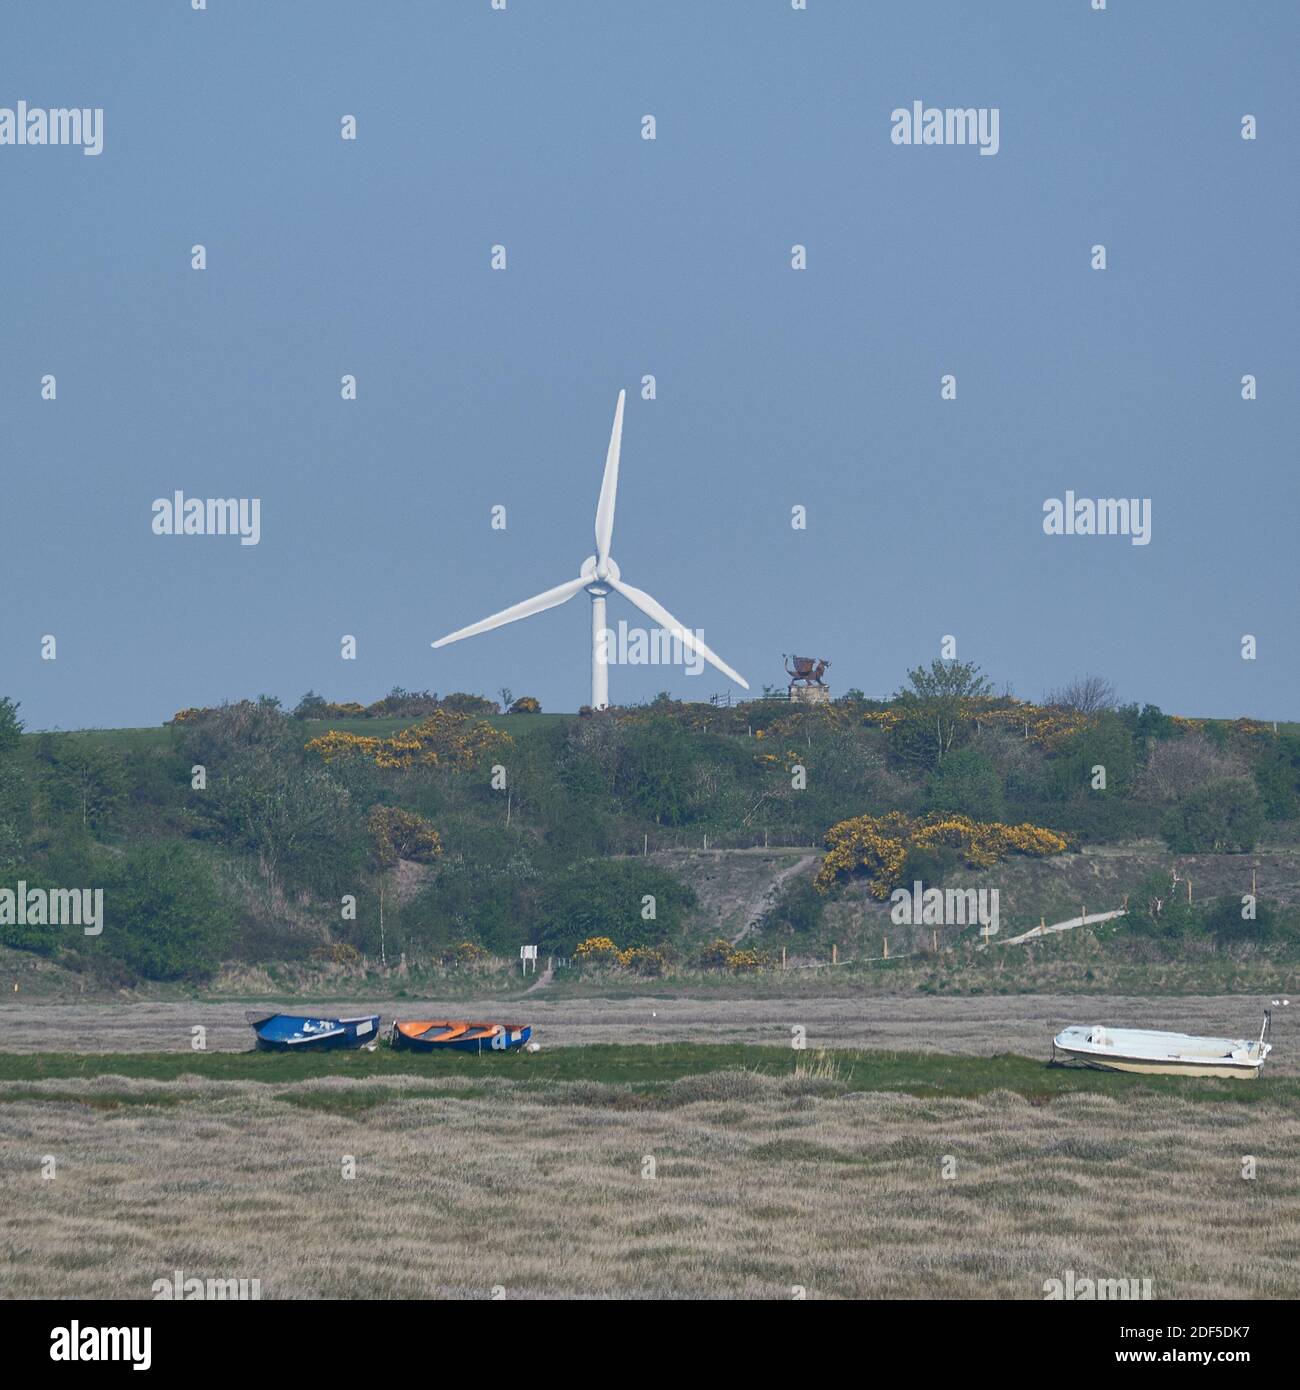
0,758,29,871
1050,714,1137,798
1134,732,1245,804
1162,778,1264,853
1045,675,1117,714
196,754,364,896
41,742,127,832
614,718,701,824
100,843,233,979
898,658,993,706
893,660,992,766
398,829,537,958
1127,869,1199,940
1251,734,1300,821
0,697,23,753
533,860,696,955
292,690,330,719
1117,703,1176,741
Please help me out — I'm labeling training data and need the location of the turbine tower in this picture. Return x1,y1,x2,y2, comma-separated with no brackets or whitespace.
431,390,749,709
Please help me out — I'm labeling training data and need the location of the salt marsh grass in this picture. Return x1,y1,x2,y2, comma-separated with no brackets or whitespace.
2,1056,1297,1299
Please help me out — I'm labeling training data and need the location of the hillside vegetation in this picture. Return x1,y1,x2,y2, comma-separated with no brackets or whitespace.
1,663,1298,990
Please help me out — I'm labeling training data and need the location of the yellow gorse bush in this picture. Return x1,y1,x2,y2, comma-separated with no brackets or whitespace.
571,938,670,973
694,938,769,972
306,709,510,769
861,699,1096,752
816,811,1070,897
573,936,620,960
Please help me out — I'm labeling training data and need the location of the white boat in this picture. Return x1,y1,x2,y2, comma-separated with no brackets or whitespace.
1052,1012,1273,1079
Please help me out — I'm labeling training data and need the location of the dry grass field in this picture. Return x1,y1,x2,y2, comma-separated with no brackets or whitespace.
2,1064,1298,1300
3,995,1295,1300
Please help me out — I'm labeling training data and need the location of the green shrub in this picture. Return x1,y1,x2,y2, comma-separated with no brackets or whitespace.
1162,778,1264,853
763,875,824,935
534,859,695,955
1050,714,1137,798
0,696,23,753
439,692,499,716
1125,870,1200,940
1251,734,1300,821
1203,893,1299,944
99,844,234,980
924,746,1004,821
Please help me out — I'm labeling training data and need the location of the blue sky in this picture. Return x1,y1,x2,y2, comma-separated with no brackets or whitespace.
2,0,1296,729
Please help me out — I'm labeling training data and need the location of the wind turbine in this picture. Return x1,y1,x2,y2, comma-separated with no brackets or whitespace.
431,390,750,709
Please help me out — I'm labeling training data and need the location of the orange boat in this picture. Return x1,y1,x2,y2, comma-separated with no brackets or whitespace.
390,1019,531,1053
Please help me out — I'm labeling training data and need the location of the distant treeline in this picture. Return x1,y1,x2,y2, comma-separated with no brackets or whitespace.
170,688,542,724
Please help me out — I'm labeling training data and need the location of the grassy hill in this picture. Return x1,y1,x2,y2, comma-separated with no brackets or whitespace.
2,675,1299,996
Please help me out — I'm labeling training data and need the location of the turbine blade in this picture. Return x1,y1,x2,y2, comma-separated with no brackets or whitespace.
608,576,750,689
432,575,587,647
594,389,625,565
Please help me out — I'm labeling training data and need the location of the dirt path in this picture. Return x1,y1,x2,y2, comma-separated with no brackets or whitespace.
731,854,817,945
520,964,554,995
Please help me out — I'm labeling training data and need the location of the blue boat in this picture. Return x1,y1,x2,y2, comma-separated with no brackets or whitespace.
391,1019,532,1053
246,1011,381,1052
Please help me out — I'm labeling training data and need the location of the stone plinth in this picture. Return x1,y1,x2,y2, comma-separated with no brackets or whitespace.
789,685,831,705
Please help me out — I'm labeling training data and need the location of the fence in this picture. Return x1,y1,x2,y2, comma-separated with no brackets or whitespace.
627,831,822,854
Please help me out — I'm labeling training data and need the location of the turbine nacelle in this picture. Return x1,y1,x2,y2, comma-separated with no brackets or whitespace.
580,554,620,593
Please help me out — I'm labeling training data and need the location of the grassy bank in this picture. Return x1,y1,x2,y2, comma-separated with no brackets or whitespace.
1,1044,1291,1107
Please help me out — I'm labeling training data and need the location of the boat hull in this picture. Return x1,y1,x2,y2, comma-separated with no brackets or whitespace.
1053,1024,1269,1079
247,1013,381,1052
1052,1048,1263,1079
391,1019,531,1053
